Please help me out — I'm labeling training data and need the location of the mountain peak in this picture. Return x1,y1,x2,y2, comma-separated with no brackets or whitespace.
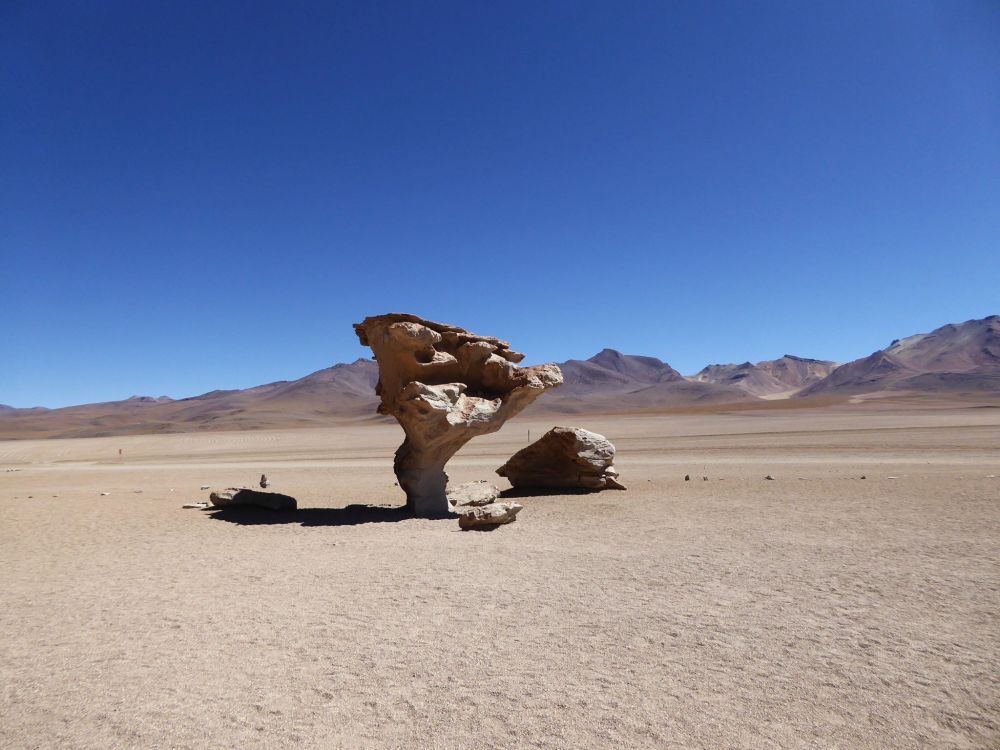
587,348,624,362
583,349,682,383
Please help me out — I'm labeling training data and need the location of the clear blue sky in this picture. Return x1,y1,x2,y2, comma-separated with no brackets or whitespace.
2,1,998,407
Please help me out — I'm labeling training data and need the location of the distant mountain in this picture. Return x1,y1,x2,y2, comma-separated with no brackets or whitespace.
0,359,381,439
691,355,836,398
798,316,1000,397
2,316,997,439
530,349,753,414
0,351,750,438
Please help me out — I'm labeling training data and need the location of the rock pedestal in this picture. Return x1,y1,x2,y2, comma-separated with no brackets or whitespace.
496,427,626,491
354,314,563,516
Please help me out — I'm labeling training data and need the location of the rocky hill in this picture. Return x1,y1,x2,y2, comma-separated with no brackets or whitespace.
691,355,836,398
799,316,1000,397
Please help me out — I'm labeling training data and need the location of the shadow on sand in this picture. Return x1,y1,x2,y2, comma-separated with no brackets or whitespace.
203,504,453,527
499,487,598,499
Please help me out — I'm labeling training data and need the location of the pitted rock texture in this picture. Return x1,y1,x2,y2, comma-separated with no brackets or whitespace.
354,314,563,516
496,426,626,491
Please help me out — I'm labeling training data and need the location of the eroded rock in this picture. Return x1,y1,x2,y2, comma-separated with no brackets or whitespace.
354,314,562,516
447,480,501,507
496,427,626,491
209,488,297,511
458,502,523,529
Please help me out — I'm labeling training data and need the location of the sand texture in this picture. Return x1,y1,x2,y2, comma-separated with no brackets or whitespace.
2,407,999,749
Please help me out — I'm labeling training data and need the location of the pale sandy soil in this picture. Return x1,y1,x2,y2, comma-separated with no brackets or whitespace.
2,407,999,749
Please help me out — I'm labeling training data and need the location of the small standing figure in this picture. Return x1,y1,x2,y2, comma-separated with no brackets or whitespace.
259,473,269,489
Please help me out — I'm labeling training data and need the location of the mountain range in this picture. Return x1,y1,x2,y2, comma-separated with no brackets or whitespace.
1,315,997,439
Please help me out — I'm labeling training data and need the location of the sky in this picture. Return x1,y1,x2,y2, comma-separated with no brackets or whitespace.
2,1,998,408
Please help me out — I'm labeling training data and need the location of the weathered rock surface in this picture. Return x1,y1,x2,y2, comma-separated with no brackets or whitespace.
209,488,297,511
458,502,523,529
447,480,501,507
497,426,626,491
354,313,563,516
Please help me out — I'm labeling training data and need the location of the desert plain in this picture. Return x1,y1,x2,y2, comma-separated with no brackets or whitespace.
2,403,999,749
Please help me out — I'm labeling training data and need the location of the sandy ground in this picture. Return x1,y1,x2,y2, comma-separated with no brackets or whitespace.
2,407,999,749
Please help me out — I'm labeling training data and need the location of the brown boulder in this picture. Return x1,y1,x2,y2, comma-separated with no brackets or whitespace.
496,427,626,491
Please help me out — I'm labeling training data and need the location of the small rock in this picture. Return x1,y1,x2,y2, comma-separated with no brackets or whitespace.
133,490,143,494
100,492,110,496
765,475,775,480
458,502,523,529
259,474,269,489
684,474,690,481
200,485,210,490
887,476,899,480
447,481,501,507
182,502,210,509
860,475,866,480
702,476,708,481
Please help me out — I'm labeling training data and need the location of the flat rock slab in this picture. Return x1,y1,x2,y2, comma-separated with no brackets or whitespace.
458,501,523,529
209,488,297,511
447,481,501,507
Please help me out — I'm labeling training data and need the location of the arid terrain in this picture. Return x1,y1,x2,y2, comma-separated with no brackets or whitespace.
2,403,999,749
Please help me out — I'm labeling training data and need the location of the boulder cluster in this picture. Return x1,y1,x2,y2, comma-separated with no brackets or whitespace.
353,314,626,527
190,314,626,530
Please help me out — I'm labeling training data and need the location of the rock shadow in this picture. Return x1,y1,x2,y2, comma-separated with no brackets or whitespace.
203,504,453,527
499,487,599,499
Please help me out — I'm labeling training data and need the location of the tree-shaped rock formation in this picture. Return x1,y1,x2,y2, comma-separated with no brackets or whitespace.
354,314,563,516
